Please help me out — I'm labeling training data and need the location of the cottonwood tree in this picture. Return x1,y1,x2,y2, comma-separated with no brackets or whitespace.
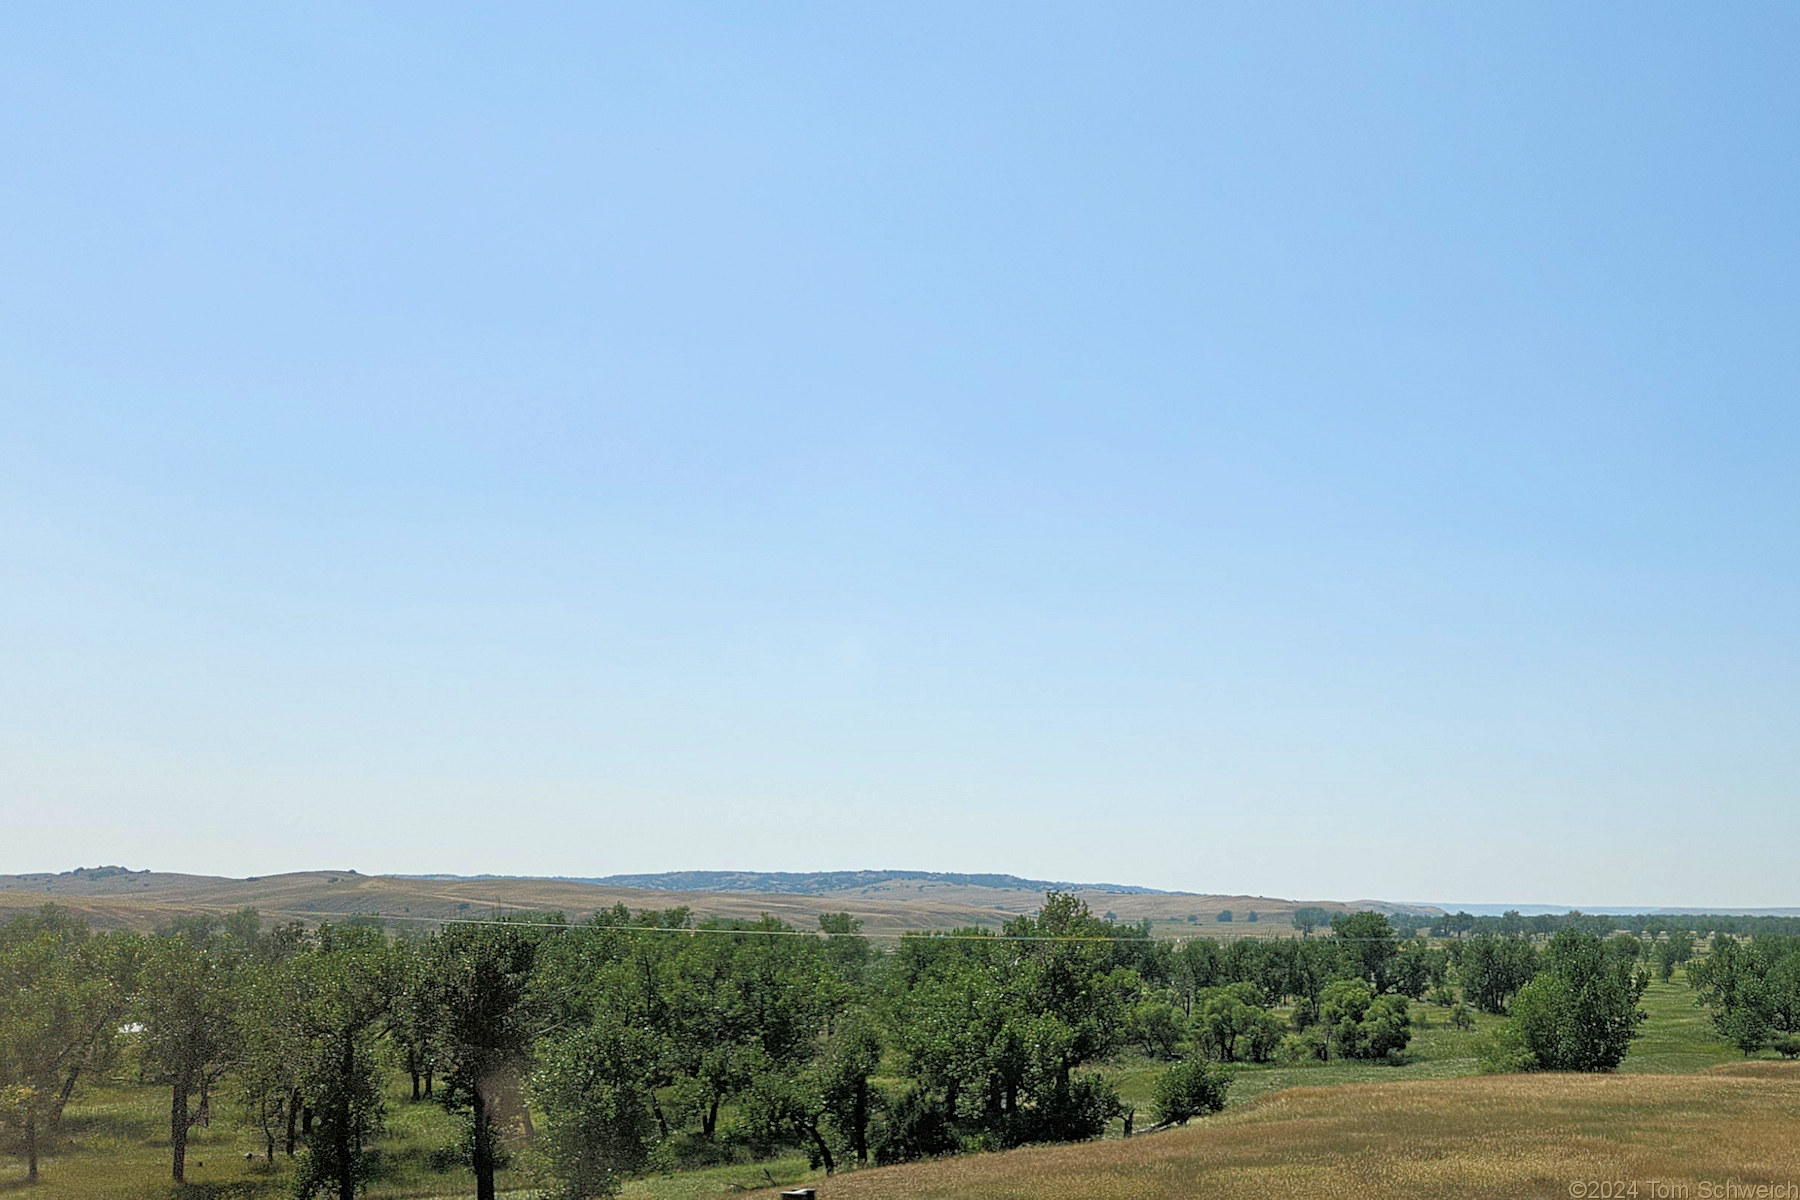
1457,934,1538,1014
1500,929,1647,1072
1330,912,1399,993
1318,979,1411,1060
426,918,547,1200
530,1014,660,1199
290,925,397,1200
136,931,241,1183
1290,907,1328,939
0,914,136,1182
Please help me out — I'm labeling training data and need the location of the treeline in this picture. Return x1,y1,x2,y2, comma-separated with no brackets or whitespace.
1428,909,1800,940
0,895,1710,1197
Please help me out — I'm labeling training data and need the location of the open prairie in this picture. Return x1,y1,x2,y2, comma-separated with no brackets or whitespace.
807,1063,1800,1200
0,869,1393,937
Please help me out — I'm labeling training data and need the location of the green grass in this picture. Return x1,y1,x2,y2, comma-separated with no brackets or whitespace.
0,1071,537,1200
1099,974,1746,1121
1618,970,1743,1073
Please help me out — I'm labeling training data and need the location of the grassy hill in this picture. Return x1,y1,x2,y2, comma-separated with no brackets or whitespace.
0,867,1414,937
805,1063,1800,1200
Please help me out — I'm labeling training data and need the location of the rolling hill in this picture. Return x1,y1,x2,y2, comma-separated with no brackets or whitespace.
0,866,1437,935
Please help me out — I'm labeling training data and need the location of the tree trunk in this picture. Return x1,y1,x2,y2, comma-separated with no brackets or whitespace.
286,1088,300,1155
337,1034,356,1200
24,1114,38,1183
650,1093,671,1139
423,1070,433,1098
50,1065,82,1134
410,1072,421,1102
471,1087,496,1200
703,1093,719,1139
171,1081,190,1183
805,1120,835,1176
852,1080,868,1164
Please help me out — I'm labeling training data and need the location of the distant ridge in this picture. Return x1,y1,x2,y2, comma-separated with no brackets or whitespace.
399,869,1173,896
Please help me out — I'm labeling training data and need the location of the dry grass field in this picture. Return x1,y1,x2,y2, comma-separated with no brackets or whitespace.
802,1063,1800,1200
0,869,1381,938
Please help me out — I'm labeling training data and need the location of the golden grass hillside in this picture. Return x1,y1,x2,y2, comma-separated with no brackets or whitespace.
0,869,1373,937
800,1063,1800,1200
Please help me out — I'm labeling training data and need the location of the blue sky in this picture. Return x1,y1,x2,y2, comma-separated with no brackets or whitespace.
3,4,1797,905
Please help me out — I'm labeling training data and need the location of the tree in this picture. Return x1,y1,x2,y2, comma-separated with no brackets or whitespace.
1215,910,1234,924
1501,929,1647,1072
530,1015,660,1199
1458,935,1538,1015
890,895,1133,1149
1151,1057,1230,1126
389,938,441,1102
1688,936,1800,1056
0,914,134,1182
234,959,304,1164
1192,984,1284,1064
817,1012,882,1166
1330,912,1398,994
1653,930,1696,983
1128,1000,1186,1060
1318,979,1411,1060
136,932,240,1183
1391,942,1448,1001
427,920,546,1200
290,926,397,1200
1290,908,1328,939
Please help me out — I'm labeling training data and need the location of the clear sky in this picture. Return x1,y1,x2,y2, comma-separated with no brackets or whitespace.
3,4,1797,907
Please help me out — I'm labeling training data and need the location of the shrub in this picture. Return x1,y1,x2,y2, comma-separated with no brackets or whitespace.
871,1088,958,1165
1277,1026,1328,1064
1004,1075,1120,1147
1450,1002,1475,1032
1318,979,1411,1061
1477,1021,1536,1074
1151,1058,1231,1125
1774,1035,1800,1060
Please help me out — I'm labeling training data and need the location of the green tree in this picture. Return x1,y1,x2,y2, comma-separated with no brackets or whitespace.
427,920,547,1200
529,1015,660,1199
0,916,135,1183
1150,1057,1230,1126
1653,929,1696,983
1330,912,1398,993
290,925,397,1200
1501,929,1647,1072
1192,984,1284,1064
1457,934,1538,1015
136,932,240,1183
1290,907,1328,938
1127,1000,1186,1060
1318,979,1411,1060
817,1012,882,1166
